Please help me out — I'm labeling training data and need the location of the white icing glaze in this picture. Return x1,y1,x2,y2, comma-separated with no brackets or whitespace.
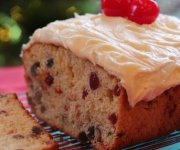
23,14,180,107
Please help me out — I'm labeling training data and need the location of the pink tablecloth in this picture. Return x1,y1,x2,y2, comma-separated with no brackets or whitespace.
0,66,27,93
0,66,29,107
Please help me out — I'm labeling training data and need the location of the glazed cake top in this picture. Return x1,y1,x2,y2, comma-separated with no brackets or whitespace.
23,14,180,107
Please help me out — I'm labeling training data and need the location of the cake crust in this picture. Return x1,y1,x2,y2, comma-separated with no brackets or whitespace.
111,87,180,149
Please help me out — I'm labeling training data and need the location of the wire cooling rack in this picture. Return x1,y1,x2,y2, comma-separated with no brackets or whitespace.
42,122,180,150
18,93,180,150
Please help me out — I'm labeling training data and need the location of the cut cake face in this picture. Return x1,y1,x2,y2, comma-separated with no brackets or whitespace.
0,94,58,150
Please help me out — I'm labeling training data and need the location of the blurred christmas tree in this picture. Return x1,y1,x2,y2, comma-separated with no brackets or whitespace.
0,0,100,66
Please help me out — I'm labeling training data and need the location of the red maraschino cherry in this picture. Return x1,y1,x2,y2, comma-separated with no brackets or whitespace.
101,0,131,17
128,0,160,24
101,0,160,25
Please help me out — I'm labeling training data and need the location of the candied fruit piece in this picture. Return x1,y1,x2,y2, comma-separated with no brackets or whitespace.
78,131,88,143
82,89,88,99
46,58,54,68
32,126,42,135
87,126,95,140
89,72,100,90
45,73,54,86
55,88,62,95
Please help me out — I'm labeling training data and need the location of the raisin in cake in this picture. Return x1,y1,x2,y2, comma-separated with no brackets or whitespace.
0,94,58,150
22,14,180,150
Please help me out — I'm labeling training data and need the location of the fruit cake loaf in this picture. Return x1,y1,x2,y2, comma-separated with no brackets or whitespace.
22,14,180,150
0,94,58,150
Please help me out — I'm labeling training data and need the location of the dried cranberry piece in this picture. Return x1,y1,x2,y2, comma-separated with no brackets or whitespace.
113,84,121,96
45,73,54,86
31,62,40,77
78,131,88,143
46,58,54,68
82,89,88,99
108,113,117,124
55,88,62,95
89,72,100,90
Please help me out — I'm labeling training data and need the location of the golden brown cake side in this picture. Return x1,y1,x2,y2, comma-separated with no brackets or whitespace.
23,43,180,150
110,86,180,149
0,94,58,150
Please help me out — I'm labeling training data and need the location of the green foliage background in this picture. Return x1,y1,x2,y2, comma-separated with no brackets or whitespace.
0,0,100,66
0,0,179,66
